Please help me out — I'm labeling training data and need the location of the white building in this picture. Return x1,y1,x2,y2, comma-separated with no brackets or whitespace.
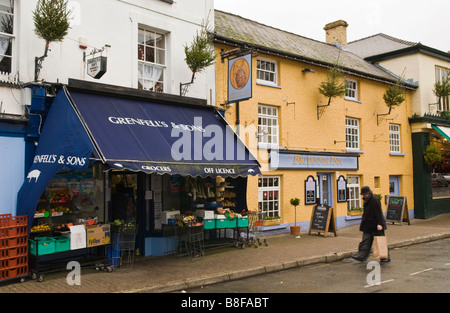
0,0,215,215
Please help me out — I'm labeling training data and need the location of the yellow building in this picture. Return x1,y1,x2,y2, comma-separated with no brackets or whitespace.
213,11,418,230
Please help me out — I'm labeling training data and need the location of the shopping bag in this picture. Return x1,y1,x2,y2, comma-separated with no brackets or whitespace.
373,235,388,259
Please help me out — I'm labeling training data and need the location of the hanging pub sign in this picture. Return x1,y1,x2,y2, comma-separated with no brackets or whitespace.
304,175,317,205
228,53,252,103
87,56,107,79
337,175,347,203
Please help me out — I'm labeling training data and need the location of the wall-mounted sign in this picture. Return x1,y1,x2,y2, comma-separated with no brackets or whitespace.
228,53,252,103
270,150,359,171
304,175,317,205
337,175,347,203
87,56,107,79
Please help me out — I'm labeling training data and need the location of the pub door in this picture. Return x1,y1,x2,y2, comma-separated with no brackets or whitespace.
317,173,333,206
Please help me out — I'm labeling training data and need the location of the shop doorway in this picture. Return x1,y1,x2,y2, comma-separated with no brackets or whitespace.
389,176,400,196
110,173,145,254
317,173,333,206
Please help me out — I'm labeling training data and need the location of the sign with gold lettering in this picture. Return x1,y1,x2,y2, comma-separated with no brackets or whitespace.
270,150,359,171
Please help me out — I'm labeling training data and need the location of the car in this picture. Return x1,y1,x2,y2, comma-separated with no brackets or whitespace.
432,173,449,187
443,173,450,184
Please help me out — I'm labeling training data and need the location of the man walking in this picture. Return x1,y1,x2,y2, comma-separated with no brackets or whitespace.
352,186,390,262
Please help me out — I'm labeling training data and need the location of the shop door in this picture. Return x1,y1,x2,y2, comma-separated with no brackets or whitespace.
389,176,400,196
110,173,144,254
317,173,333,206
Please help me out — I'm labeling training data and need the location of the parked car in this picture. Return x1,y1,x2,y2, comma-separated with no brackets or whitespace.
443,173,450,184
432,173,449,187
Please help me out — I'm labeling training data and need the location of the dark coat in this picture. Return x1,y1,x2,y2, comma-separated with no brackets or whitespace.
360,193,386,233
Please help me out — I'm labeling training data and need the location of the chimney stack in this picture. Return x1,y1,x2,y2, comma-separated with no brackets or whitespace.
324,20,349,47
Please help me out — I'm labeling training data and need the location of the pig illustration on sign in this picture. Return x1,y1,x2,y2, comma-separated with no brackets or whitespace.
27,170,41,183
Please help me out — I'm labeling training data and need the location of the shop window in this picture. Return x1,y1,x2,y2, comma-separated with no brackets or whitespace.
345,79,358,101
258,105,279,147
258,176,280,219
347,175,361,211
345,117,360,150
389,124,401,153
0,0,14,74
138,27,166,92
257,58,277,86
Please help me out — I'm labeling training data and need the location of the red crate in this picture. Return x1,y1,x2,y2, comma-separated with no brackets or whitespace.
7,226,27,238
7,246,27,258
9,266,28,279
8,256,28,268
7,236,27,248
9,216,27,227
0,214,12,229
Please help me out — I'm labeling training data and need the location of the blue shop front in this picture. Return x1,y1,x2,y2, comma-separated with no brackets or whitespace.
16,80,260,258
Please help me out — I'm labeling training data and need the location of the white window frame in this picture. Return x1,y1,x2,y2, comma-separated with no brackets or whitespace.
137,27,166,92
346,117,360,150
258,176,281,219
389,124,401,153
435,67,450,112
257,58,277,86
345,79,358,101
347,176,361,211
258,105,279,148
0,0,14,75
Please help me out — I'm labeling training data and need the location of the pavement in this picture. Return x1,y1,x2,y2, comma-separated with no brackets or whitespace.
1,213,450,293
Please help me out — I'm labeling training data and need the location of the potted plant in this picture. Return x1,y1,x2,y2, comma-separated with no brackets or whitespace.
290,198,301,236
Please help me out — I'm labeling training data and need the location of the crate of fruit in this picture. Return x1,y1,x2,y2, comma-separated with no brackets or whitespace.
29,237,55,255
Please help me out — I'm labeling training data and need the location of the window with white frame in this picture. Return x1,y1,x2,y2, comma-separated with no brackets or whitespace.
258,105,279,147
389,124,401,153
435,67,450,112
257,58,277,85
258,176,280,219
347,176,361,211
345,79,358,100
138,27,166,92
346,117,360,150
0,0,14,74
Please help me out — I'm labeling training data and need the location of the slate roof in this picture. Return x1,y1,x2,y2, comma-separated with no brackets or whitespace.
214,10,416,87
347,33,418,59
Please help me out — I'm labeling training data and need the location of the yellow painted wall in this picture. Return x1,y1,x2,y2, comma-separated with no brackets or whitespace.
215,43,414,226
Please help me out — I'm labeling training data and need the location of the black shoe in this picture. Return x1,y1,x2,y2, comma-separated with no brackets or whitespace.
380,258,391,263
351,256,366,262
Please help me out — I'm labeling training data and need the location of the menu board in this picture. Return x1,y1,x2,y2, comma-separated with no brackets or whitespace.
304,176,317,205
386,196,410,225
308,205,337,237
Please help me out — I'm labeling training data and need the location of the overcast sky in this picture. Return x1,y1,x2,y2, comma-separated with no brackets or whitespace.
214,0,450,53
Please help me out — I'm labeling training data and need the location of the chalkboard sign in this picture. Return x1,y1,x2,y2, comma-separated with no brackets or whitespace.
308,205,337,237
386,196,410,225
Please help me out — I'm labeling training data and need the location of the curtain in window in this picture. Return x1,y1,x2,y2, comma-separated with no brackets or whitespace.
0,36,9,63
138,63,163,90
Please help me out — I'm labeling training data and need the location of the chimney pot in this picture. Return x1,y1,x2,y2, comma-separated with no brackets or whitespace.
324,20,349,47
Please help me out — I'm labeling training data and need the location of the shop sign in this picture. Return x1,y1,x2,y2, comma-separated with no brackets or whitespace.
228,53,252,103
270,150,359,171
337,175,347,203
87,56,107,79
304,175,317,205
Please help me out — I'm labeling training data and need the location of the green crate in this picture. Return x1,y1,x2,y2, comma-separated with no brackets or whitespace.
54,236,70,253
203,219,215,230
29,237,55,255
215,218,227,229
226,218,237,228
237,216,249,227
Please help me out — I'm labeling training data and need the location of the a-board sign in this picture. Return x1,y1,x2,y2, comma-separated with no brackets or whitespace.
308,204,337,237
386,196,410,225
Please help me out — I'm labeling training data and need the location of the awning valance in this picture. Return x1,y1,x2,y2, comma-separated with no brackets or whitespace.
432,125,450,142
